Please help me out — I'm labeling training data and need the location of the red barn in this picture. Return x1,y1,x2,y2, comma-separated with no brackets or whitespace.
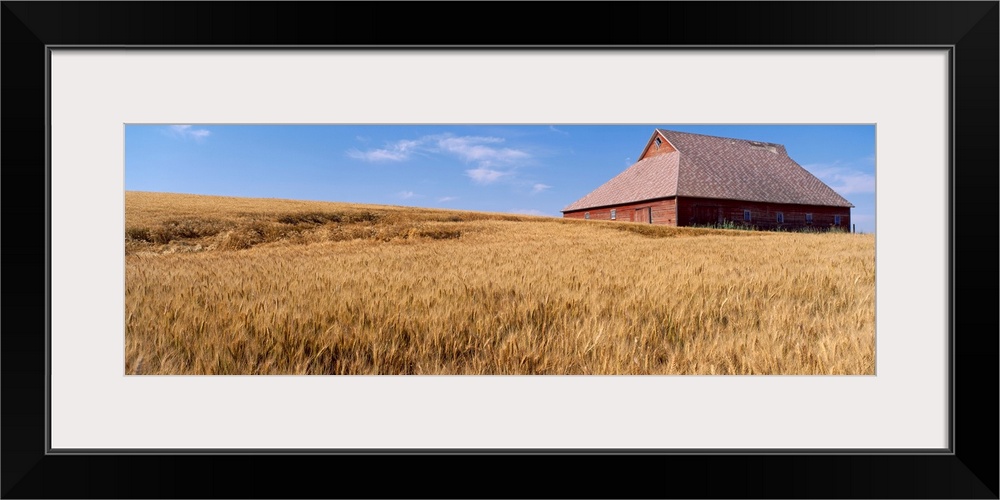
562,129,853,231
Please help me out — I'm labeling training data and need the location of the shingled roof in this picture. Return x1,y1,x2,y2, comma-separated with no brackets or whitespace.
562,129,854,212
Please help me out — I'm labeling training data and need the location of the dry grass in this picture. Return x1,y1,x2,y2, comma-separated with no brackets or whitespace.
125,191,875,375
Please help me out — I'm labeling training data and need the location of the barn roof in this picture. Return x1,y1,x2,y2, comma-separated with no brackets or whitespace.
562,129,854,212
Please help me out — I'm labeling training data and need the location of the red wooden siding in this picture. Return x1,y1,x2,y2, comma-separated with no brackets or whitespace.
563,196,850,231
563,198,678,224
676,197,850,230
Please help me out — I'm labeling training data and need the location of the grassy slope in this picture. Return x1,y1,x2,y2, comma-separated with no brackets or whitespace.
125,191,875,375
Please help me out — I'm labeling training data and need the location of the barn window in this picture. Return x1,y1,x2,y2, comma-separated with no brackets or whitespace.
743,209,751,221
654,137,662,149
805,213,813,224
776,212,784,224
610,209,617,220
584,212,590,220
834,215,841,225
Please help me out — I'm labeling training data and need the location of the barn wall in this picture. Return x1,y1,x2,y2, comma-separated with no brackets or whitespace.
677,197,851,230
562,198,678,225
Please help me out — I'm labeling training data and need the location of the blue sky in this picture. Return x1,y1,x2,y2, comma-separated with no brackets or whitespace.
125,124,876,233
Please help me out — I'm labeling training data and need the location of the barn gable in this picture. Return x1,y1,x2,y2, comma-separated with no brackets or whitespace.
562,129,853,214
637,129,677,160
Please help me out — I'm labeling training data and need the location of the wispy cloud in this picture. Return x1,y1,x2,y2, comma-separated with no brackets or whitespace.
348,134,532,167
397,190,418,199
804,160,875,195
346,133,535,186
548,125,569,136
167,125,211,142
466,167,510,184
434,135,530,165
348,139,421,162
436,134,532,185
437,196,457,202
510,209,549,217
447,135,533,185
531,183,551,194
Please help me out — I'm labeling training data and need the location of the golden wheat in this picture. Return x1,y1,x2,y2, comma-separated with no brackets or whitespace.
125,191,875,375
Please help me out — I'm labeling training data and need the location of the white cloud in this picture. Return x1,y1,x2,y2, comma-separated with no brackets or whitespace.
442,135,531,186
437,196,457,202
510,209,549,217
531,183,551,194
348,139,421,162
167,125,210,142
548,125,569,136
348,148,406,162
345,133,534,186
434,135,529,165
397,190,417,199
465,167,509,185
804,161,876,195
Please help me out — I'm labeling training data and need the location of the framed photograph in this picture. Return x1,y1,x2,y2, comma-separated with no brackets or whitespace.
120,122,876,378
3,2,996,498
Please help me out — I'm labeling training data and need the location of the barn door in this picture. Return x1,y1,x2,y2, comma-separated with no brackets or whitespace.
635,207,652,224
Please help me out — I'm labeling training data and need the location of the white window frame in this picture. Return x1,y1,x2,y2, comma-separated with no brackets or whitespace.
584,212,589,220
610,209,617,220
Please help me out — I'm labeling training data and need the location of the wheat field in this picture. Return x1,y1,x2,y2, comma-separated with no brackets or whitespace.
124,191,875,375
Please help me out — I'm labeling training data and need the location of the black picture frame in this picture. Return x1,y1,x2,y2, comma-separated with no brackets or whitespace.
3,2,997,498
